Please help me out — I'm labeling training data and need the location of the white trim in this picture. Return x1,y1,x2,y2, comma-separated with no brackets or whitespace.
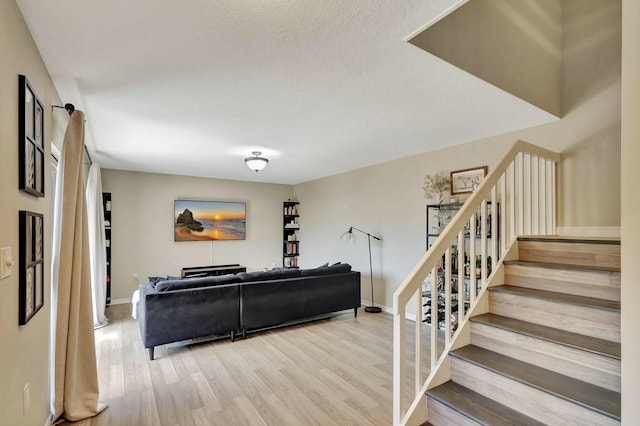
557,226,621,238
109,298,132,305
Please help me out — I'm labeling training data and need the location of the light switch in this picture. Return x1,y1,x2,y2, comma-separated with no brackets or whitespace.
0,247,14,279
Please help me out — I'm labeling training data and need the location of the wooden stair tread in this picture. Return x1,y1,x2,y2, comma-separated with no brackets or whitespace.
489,285,620,312
471,313,621,359
450,345,621,420
428,381,546,426
518,236,620,245
504,259,621,274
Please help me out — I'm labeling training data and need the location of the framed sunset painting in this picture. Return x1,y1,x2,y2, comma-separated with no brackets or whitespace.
174,200,246,241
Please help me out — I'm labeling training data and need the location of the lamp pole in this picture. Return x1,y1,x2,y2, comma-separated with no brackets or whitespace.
347,227,382,313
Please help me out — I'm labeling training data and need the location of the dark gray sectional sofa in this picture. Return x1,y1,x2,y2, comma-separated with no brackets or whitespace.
137,264,361,360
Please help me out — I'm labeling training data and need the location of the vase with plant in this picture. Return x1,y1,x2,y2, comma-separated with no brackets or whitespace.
422,172,451,204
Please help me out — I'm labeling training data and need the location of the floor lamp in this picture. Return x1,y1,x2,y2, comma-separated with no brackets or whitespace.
341,226,382,313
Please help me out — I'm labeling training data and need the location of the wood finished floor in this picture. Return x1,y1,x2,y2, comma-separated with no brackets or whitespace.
61,304,440,426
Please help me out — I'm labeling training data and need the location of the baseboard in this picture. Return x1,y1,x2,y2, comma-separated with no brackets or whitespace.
360,299,416,321
109,298,132,305
557,226,620,238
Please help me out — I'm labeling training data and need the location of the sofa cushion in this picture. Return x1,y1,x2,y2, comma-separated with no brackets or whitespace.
155,274,239,292
236,268,302,282
300,263,352,277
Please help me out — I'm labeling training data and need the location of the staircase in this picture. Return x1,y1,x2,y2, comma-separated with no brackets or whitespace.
426,236,621,425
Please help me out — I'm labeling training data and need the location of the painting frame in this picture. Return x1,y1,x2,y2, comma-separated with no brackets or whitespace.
450,166,488,195
19,211,44,325
174,200,247,242
18,75,45,197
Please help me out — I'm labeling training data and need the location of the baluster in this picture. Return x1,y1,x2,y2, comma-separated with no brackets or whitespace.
469,215,476,304
517,153,524,235
444,247,452,345
491,186,497,266
481,200,487,287
539,157,546,234
413,287,421,394
532,155,539,234
500,173,506,256
393,304,405,425
509,161,515,242
458,230,465,333
549,161,557,234
430,267,437,370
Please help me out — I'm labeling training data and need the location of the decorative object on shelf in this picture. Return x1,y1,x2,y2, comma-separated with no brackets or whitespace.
19,75,45,197
283,200,300,268
340,226,382,313
244,151,269,172
19,211,44,324
174,200,246,241
422,171,451,203
450,166,488,195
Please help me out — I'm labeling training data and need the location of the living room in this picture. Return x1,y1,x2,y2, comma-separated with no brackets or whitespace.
1,0,639,425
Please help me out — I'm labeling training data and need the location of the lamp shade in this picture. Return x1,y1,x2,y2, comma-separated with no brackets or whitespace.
340,227,356,243
244,151,269,172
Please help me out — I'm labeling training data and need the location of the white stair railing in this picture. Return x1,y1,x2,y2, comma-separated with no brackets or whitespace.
392,140,560,426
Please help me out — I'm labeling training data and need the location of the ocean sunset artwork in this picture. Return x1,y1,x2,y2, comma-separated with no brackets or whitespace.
174,200,246,241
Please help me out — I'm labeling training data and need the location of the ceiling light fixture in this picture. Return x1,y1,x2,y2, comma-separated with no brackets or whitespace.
244,151,269,172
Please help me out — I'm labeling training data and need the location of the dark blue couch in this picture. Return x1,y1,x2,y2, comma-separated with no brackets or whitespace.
137,264,361,360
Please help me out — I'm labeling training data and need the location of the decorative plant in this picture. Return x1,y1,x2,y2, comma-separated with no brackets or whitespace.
422,172,451,203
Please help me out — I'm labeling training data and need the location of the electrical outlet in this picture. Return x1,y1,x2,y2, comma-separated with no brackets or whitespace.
23,383,29,415
133,273,139,282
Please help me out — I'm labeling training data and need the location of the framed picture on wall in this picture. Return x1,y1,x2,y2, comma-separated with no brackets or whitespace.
19,211,44,325
450,166,488,195
19,75,45,197
174,200,246,241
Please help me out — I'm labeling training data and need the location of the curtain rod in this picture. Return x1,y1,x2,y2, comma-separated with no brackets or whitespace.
52,103,92,165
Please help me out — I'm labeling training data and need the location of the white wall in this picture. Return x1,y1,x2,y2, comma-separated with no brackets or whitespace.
621,0,640,422
294,0,621,312
0,1,64,424
101,169,294,300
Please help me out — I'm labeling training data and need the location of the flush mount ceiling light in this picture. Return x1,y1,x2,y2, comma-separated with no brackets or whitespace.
244,151,269,172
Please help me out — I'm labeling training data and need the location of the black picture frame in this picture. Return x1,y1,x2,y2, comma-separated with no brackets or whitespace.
19,75,45,197
19,211,44,325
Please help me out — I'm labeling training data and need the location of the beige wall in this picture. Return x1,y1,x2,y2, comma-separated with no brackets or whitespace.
0,1,64,424
101,169,294,300
621,0,639,422
295,0,621,312
410,0,563,117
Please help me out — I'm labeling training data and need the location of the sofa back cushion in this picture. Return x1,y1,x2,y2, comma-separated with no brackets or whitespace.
236,268,302,282
300,263,352,277
155,274,239,292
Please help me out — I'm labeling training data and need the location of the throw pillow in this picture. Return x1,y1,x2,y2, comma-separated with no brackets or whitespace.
236,268,302,282
300,263,352,277
155,274,240,292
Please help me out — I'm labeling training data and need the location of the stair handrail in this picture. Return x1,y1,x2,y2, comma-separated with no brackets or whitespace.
392,140,560,425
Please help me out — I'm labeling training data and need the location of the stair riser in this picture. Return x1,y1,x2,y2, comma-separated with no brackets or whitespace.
505,264,620,302
489,292,620,343
450,357,619,426
518,241,620,270
471,323,620,392
427,397,480,426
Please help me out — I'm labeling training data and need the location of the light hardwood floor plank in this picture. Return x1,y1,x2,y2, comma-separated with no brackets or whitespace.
59,304,432,425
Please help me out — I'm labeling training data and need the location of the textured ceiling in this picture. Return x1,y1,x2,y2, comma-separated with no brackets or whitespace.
17,0,557,184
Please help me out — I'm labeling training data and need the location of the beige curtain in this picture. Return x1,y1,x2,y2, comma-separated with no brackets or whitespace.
52,110,106,421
